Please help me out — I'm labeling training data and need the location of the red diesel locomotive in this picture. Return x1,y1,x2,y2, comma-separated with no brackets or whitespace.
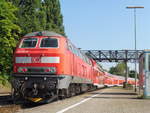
12,31,105,102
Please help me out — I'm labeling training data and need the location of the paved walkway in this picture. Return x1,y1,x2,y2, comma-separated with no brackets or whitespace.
64,87,149,113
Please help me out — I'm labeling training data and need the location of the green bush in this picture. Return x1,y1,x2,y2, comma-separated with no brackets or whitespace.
0,75,11,87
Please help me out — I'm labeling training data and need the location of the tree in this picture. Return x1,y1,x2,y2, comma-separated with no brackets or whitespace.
0,0,21,75
8,0,65,36
109,66,118,74
8,0,46,35
129,70,136,78
109,62,126,76
43,0,65,35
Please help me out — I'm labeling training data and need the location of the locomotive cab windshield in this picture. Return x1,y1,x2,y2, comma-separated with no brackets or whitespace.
40,38,58,48
20,38,38,48
20,37,58,48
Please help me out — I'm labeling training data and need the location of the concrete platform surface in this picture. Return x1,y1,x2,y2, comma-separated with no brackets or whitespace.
17,87,150,113
64,87,148,113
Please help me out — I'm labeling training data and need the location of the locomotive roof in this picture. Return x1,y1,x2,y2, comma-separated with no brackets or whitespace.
24,31,63,37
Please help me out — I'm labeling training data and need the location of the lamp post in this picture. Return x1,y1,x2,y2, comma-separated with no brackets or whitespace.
126,6,144,92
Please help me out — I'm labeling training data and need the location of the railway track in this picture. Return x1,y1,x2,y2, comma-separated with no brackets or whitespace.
0,92,21,113
0,87,106,113
0,87,106,104
0,93,13,105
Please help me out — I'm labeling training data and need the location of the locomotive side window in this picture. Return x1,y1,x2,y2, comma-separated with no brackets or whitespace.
21,38,37,48
67,40,91,65
68,41,75,53
40,38,58,48
68,43,73,52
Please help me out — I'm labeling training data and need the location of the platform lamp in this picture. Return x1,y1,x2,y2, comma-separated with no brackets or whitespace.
126,6,144,92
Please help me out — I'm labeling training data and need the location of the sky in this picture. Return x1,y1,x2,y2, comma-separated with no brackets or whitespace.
60,0,150,70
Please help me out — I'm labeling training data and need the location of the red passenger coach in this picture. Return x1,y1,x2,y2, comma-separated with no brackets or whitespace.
12,31,104,103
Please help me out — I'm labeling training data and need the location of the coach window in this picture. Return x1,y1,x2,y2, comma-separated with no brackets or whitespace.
77,50,80,57
81,53,84,61
78,52,82,60
20,38,37,48
88,58,92,65
40,38,58,48
69,45,73,52
85,56,88,64
70,46,74,53
75,48,79,57
73,46,77,55
72,46,75,54
86,57,89,64
83,55,86,63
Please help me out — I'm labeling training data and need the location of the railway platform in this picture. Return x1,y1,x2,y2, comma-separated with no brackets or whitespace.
14,87,150,113
58,87,148,113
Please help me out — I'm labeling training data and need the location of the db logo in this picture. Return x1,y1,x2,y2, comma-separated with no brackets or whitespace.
31,57,41,63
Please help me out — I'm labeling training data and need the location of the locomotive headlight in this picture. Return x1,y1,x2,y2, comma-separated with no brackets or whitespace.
44,67,56,74
18,67,27,73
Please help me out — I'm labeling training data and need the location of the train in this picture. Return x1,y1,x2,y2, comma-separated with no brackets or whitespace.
11,31,136,103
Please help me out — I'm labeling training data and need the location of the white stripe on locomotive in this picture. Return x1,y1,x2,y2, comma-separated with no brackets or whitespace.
16,57,60,63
